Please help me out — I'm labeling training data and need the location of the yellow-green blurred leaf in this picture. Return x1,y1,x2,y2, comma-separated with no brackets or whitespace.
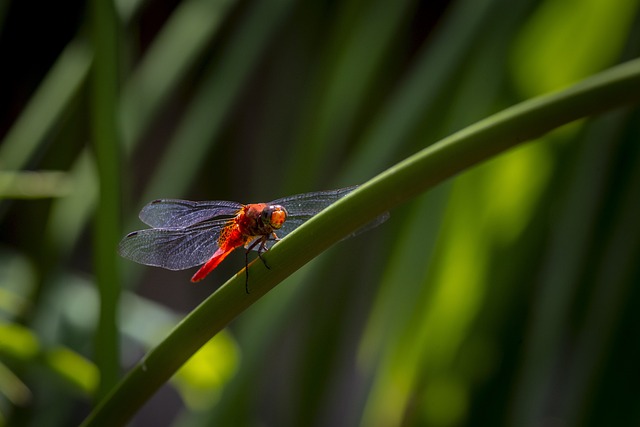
511,0,640,96
171,330,239,410
0,323,40,360
0,171,73,199
44,347,99,396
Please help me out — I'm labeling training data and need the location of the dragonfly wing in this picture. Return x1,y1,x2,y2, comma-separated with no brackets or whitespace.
270,185,358,217
118,220,225,270
139,199,242,229
348,211,390,237
254,185,388,251
256,212,389,251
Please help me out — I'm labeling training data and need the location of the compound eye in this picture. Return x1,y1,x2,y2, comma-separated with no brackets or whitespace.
268,205,287,229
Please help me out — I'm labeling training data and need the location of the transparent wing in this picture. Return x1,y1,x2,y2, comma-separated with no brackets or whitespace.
270,185,358,217
257,185,388,250
118,220,227,270
126,186,388,259
138,199,242,229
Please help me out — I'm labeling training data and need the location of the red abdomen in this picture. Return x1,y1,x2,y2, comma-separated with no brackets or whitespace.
191,224,248,282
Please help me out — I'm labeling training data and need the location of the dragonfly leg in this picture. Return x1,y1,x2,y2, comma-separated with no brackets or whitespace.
244,236,270,293
244,251,250,294
256,240,270,270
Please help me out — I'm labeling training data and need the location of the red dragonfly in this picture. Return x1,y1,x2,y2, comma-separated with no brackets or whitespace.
119,185,388,292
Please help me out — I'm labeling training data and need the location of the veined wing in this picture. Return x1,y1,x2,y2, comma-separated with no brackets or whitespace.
118,219,227,270
139,199,242,229
270,186,358,217
258,185,388,249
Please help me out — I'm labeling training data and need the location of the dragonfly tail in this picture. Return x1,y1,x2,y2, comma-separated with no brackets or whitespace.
191,248,232,282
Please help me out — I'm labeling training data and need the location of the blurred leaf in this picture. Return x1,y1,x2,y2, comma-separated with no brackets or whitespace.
89,0,122,398
172,331,239,410
420,376,468,427
45,347,99,396
358,186,449,371
0,40,92,170
0,249,35,319
0,321,98,397
344,0,502,182
45,149,98,254
0,361,31,406
0,288,28,320
288,0,416,187
563,133,640,425
114,0,149,23
481,141,555,243
120,0,237,149
0,323,40,360
140,0,296,200
121,287,241,406
0,170,73,199
509,109,640,426
511,0,640,96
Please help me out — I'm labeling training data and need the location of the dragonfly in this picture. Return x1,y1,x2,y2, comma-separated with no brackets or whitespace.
118,185,388,293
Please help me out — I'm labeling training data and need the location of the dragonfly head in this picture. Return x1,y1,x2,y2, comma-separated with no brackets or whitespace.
262,205,288,230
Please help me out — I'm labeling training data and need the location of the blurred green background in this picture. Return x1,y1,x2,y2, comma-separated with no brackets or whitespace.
1,0,640,426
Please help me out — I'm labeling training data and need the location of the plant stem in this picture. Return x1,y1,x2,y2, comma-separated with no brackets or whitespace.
90,0,122,401
81,57,640,427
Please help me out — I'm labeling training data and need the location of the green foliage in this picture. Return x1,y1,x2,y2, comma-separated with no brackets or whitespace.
1,0,639,426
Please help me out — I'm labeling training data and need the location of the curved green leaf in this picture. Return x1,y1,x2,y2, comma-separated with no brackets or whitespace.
81,57,640,427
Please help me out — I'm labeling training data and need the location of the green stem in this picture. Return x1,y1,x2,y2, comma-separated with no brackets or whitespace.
81,58,640,426
90,0,122,400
